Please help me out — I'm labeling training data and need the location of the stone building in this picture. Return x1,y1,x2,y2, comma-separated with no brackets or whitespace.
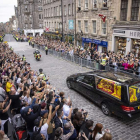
43,0,75,42
76,0,117,52
112,0,140,57
43,0,62,39
17,0,44,36
62,0,75,43
76,0,140,56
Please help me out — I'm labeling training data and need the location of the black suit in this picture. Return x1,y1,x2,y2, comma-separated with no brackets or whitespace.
54,117,63,130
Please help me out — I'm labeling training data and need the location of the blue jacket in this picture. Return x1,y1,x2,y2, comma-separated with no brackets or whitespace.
63,128,77,140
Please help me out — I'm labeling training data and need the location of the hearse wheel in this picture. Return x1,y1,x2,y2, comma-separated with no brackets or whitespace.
67,81,72,89
101,103,111,116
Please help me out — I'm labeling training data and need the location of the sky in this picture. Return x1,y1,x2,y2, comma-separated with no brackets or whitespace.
0,0,17,23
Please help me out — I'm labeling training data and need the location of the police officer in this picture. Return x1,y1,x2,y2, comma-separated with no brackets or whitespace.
10,46,13,51
22,55,26,62
100,55,106,70
45,46,48,55
39,69,48,82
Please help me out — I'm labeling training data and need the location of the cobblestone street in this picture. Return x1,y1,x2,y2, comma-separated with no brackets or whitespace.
4,34,140,140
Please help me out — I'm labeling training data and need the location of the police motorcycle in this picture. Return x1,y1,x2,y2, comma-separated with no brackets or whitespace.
33,49,41,61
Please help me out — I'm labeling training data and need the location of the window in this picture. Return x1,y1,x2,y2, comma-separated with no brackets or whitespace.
120,0,128,21
77,76,85,81
46,9,48,17
95,77,121,100
25,24,28,28
78,21,81,32
102,22,106,35
54,22,56,29
51,8,53,17
78,0,81,7
84,21,88,33
93,0,97,8
44,9,45,17
54,7,55,16
102,0,107,7
30,24,32,28
57,6,59,16
72,3,74,15
82,76,95,86
68,4,71,15
39,14,41,19
131,0,140,21
64,5,66,16
25,6,28,11
85,0,88,9
45,22,46,27
92,20,96,33
59,5,61,16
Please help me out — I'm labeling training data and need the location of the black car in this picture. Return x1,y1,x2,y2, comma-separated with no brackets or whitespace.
66,70,140,119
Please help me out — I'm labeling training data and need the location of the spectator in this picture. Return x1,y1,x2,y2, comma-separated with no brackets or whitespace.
63,121,77,140
54,110,63,130
92,123,106,140
80,120,94,140
54,120,74,140
99,133,112,140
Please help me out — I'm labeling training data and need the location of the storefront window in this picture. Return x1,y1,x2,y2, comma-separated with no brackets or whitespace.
116,37,126,55
132,39,140,58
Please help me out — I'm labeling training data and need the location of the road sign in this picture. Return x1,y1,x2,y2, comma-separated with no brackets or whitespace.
69,20,74,30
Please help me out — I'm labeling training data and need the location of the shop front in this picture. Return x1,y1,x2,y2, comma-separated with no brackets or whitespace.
82,38,108,52
112,29,140,58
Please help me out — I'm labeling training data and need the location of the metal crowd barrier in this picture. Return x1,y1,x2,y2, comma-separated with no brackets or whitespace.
32,46,140,77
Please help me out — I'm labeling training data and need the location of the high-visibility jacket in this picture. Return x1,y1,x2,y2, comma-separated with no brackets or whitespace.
10,48,13,51
22,56,26,61
101,59,106,66
39,73,47,81
45,46,48,50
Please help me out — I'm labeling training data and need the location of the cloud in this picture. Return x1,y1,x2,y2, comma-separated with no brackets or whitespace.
0,0,17,23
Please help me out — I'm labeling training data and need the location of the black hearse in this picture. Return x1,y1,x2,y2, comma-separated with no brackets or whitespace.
66,70,140,119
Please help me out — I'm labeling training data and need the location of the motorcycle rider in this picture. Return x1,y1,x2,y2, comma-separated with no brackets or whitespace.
34,49,40,57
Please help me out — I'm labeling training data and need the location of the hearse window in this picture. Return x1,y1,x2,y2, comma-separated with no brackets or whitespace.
129,83,140,103
82,76,94,86
77,76,85,82
95,76,121,100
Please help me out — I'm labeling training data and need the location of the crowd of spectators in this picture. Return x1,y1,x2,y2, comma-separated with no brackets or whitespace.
12,31,140,74
0,42,112,140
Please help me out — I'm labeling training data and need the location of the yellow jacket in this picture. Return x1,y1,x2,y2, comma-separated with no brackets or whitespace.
6,82,12,92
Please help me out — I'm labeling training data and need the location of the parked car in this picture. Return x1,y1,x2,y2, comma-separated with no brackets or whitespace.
66,70,140,119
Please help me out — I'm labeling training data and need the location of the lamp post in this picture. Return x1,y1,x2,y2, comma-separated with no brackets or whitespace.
61,0,64,42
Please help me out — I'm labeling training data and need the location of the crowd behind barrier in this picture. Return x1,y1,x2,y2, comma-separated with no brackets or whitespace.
0,41,112,140
11,31,140,76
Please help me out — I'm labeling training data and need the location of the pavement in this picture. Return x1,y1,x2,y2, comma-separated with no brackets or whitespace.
3,34,140,140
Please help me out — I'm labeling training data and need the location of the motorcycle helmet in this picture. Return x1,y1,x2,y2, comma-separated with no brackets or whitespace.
39,68,43,73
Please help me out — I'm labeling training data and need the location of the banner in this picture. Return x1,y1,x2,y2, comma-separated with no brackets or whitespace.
97,79,121,100
69,20,74,30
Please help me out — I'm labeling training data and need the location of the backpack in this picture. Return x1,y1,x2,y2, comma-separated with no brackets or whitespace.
32,126,41,140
